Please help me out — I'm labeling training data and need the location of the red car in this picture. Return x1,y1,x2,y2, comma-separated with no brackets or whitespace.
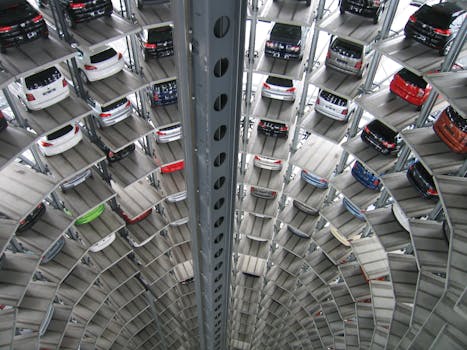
0,111,7,132
389,68,431,108
160,160,184,174
433,106,467,154
117,207,152,224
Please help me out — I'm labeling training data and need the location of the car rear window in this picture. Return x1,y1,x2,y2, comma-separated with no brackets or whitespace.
414,161,434,186
0,1,36,25
148,27,173,42
446,106,467,132
398,69,427,88
270,23,301,41
47,124,73,140
416,4,457,29
368,120,397,139
25,67,62,90
90,48,117,64
319,89,347,106
265,76,293,87
101,98,128,112
331,38,363,59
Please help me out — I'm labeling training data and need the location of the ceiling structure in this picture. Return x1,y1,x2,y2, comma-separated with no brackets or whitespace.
0,0,466,349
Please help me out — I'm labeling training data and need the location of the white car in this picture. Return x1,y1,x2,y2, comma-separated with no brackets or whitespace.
89,232,116,252
253,154,283,171
169,217,189,226
167,191,187,203
155,123,182,143
89,97,132,127
76,45,124,83
392,202,410,232
9,66,70,111
261,75,296,101
38,123,83,156
315,89,352,122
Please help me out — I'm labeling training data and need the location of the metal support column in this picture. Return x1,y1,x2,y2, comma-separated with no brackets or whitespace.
173,0,247,349
144,290,168,350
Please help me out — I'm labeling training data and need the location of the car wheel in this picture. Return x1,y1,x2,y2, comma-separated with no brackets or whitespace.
64,11,75,28
439,40,452,56
79,70,89,85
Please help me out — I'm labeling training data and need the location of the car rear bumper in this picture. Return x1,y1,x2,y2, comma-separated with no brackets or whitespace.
41,129,82,156
261,88,295,101
265,48,302,60
26,87,70,111
97,108,131,127
325,59,362,76
315,103,348,121
404,24,448,50
70,5,113,23
389,81,425,106
360,132,392,155
86,60,124,81
433,121,467,154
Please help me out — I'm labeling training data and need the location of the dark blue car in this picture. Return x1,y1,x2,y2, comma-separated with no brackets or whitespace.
343,197,365,221
351,161,381,190
149,80,178,106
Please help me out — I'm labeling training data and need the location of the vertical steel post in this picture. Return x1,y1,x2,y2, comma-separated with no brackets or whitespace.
173,0,247,349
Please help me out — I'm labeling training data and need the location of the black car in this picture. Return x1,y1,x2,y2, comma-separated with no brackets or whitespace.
0,0,48,53
273,0,311,6
404,2,466,56
406,160,438,199
0,202,46,233
148,80,177,106
265,23,303,60
105,143,136,163
339,0,387,24
257,119,289,138
57,0,113,28
139,26,174,61
0,111,8,132
361,119,399,155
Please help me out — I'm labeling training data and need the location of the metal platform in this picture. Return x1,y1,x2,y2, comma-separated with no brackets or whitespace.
164,199,188,223
43,138,106,182
331,171,380,210
402,127,466,175
310,66,363,100
60,170,116,218
351,236,389,280
140,57,177,84
258,0,316,26
97,114,154,153
283,173,328,210
427,71,467,118
238,193,280,218
387,253,417,304
239,213,275,241
133,4,172,28
75,208,125,248
114,178,163,218
157,170,186,197
312,227,351,265
305,249,339,283
107,148,156,188
339,262,371,302
0,219,17,255
250,90,299,125
278,202,319,236
149,104,180,127
126,211,168,247
0,125,35,171
39,304,73,349
301,110,350,144
243,162,285,191
247,124,292,160
153,139,184,165
90,235,132,273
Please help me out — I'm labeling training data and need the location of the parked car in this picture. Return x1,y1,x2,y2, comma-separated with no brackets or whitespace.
89,97,132,127
301,169,329,189
139,25,174,61
39,303,54,336
169,217,189,226
257,119,289,138
315,89,352,121
148,80,177,106
117,207,152,225
104,143,136,163
75,203,105,225
433,105,467,154
155,123,182,143
0,111,8,132
76,45,124,83
343,197,365,221
57,0,113,28
60,169,93,192
9,66,70,111
392,202,410,232
40,236,65,264
404,2,466,55
167,191,187,203
0,0,48,53
287,225,309,238
89,232,115,252
16,202,46,233
265,23,304,60
339,0,387,24
250,186,277,200
325,37,372,78
389,68,431,108
293,199,319,216
406,160,438,199
160,160,184,174
261,76,296,101
253,155,283,171
38,123,82,156
351,160,381,190
360,119,399,155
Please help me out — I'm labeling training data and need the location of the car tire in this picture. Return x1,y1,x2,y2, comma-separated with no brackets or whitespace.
64,11,75,28
79,70,89,85
439,40,452,56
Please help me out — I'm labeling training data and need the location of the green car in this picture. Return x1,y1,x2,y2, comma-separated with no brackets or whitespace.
75,204,105,225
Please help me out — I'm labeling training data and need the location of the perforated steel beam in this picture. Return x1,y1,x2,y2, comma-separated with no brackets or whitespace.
173,0,247,349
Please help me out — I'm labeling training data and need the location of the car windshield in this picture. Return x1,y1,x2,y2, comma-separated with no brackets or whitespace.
47,124,73,140
148,27,173,42
25,67,62,90
101,98,128,112
270,23,301,42
398,69,427,88
266,76,293,87
90,48,117,63
417,4,457,29
332,39,363,59
0,1,36,25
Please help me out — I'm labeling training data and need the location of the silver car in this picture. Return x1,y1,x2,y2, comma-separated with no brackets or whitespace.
325,37,372,78
155,123,182,143
261,76,296,101
60,169,93,192
293,200,319,216
315,89,352,122
89,97,132,127
250,186,277,200
253,155,283,171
